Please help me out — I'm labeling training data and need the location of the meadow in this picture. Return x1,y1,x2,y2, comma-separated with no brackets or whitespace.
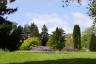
0,52,96,64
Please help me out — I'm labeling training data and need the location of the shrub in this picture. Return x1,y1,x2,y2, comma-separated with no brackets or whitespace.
19,37,41,50
31,46,53,51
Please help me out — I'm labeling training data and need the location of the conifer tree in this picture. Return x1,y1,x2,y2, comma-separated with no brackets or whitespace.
29,23,39,37
40,25,49,46
73,25,81,50
47,27,65,51
0,0,18,51
24,24,31,37
89,33,96,51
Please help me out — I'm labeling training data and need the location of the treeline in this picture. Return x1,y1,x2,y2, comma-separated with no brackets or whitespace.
0,0,96,51
18,23,66,51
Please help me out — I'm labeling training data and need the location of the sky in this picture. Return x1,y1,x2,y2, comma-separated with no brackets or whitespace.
7,0,93,34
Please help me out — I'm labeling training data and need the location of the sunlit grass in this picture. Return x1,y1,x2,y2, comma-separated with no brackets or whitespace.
0,52,96,64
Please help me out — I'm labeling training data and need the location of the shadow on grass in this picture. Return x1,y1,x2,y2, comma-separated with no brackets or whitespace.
9,58,96,64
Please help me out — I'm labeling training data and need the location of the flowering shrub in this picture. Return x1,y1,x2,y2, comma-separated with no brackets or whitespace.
31,46,53,51
19,37,41,50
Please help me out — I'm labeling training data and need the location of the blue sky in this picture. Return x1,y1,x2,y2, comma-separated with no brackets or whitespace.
7,0,92,34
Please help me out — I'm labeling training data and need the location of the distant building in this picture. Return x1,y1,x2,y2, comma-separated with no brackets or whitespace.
65,33,73,40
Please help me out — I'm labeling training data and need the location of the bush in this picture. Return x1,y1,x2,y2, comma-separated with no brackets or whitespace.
31,46,53,51
19,37,41,50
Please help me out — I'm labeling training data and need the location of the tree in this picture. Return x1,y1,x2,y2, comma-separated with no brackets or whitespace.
81,27,93,49
0,0,19,51
47,27,65,51
0,0,17,16
88,0,96,51
89,33,96,51
29,23,39,37
40,25,49,46
73,25,81,50
61,0,92,7
0,18,15,50
8,25,24,51
24,24,31,37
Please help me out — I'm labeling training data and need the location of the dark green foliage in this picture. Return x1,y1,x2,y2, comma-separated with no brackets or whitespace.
0,0,17,15
24,24,31,37
89,0,96,17
73,25,81,50
47,27,65,51
0,22,24,51
0,17,14,50
29,23,39,37
9,25,24,51
89,33,96,51
0,0,22,51
40,25,49,46
8,26,21,51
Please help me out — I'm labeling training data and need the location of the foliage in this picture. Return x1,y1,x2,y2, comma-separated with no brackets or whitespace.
0,0,22,51
89,0,96,17
0,0,17,16
89,33,96,51
9,25,24,51
24,24,31,37
65,33,74,48
31,46,53,51
73,25,81,50
0,17,16,51
81,27,93,49
47,27,65,51
29,23,39,37
61,0,92,7
19,37,41,50
40,25,49,46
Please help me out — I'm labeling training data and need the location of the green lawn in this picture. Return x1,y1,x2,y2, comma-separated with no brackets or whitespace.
0,52,96,64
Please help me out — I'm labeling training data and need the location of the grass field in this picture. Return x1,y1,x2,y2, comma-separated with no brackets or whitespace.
0,51,96,64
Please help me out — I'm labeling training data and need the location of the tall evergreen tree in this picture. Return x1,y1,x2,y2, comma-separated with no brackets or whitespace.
89,33,96,51
40,25,49,46
9,25,24,51
47,27,65,51
73,25,81,50
24,24,31,37
29,23,39,37
0,0,19,51
0,18,15,50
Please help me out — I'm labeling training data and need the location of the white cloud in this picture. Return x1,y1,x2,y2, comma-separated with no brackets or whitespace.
17,0,55,5
23,12,92,34
73,12,92,28
24,13,72,34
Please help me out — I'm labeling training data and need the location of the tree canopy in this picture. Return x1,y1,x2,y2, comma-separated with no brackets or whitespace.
73,25,81,50
0,0,17,16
